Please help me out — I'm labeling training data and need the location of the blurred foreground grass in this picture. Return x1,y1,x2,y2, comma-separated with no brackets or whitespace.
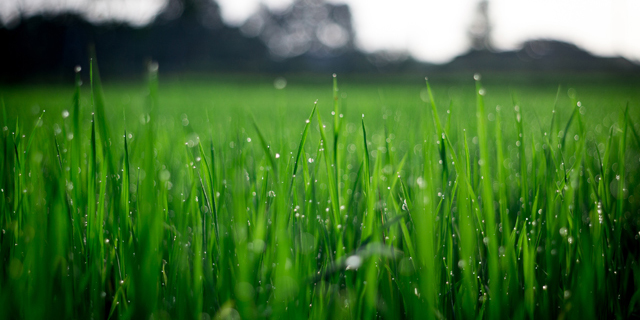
1,68,640,319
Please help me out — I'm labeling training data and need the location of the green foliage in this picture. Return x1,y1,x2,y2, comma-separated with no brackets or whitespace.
1,69,640,319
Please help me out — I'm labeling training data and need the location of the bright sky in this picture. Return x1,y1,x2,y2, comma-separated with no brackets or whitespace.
2,0,639,63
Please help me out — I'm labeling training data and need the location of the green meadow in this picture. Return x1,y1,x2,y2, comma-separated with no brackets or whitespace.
1,66,640,319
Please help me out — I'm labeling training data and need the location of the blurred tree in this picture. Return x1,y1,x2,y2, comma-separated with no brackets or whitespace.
0,0,272,80
0,0,636,80
467,0,492,51
240,0,355,59
157,0,223,29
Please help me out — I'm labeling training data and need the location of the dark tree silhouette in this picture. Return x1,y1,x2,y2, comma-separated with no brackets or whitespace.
0,0,271,80
0,0,637,81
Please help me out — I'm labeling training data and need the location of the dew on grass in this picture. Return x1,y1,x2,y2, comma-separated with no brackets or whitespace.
345,255,362,270
274,77,287,89
148,61,159,72
159,170,171,181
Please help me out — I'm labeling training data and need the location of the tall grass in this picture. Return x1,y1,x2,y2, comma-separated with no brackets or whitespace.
1,65,640,320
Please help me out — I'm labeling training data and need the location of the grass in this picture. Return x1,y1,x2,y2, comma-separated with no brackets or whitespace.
1,65,640,319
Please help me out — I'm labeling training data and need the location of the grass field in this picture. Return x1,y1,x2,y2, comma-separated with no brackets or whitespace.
1,65,640,319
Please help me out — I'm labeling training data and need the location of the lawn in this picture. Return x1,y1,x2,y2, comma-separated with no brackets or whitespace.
1,66,640,319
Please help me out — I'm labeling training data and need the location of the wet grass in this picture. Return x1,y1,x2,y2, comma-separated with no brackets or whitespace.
1,66,640,319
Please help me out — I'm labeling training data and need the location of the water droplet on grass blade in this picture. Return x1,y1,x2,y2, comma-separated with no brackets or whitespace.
345,255,362,270
159,170,171,181
274,77,287,89
559,227,568,237
148,61,159,72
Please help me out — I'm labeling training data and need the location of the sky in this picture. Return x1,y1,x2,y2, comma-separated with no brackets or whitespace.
2,0,639,64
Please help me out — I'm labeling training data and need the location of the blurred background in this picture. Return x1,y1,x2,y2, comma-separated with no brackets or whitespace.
1,0,639,81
